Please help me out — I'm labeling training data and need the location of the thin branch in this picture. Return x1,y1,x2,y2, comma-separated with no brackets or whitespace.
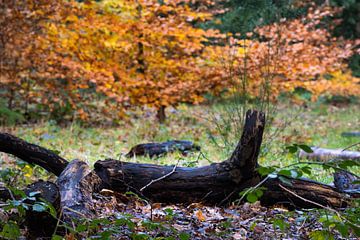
140,160,179,192
279,184,338,213
341,141,360,152
279,184,360,228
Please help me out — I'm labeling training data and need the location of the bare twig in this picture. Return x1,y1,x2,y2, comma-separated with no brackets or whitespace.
279,184,338,213
341,141,360,152
140,160,179,192
279,184,360,228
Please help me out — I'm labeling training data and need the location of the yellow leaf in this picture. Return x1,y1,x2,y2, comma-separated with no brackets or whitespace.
195,210,206,221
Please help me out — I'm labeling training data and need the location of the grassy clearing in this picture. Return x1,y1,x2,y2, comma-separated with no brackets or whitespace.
1,101,359,185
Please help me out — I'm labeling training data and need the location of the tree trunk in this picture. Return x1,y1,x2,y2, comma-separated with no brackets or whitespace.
156,105,166,123
299,147,360,161
95,110,265,204
0,133,68,176
125,140,200,158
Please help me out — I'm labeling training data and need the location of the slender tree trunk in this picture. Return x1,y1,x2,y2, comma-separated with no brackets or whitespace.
156,105,166,123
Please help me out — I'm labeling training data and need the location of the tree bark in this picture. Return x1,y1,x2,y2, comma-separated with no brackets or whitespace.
0,133,68,176
262,177,349,209
57,159,102,221
156,105,166,123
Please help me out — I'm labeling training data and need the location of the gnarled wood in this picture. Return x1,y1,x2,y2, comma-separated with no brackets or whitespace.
95,110,265,204
0,133,68,176
57,159,102,220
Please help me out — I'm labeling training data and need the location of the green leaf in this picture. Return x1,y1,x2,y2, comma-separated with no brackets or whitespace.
278,176,293,186
335,223,349,238
286,145,298,154
76,224,88,232
179,232,191,240
254,189,263,198
32,203,47,212
272,218,288,231
0,222,21,240
257,166,275,176
52,235,64,240
246,192,258,203
298,144,313,153
164,208,174,216
278,169,292,177
301,166,312,175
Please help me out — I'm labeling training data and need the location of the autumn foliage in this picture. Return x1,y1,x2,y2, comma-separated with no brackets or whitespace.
0,0,359,122
224,5,359,101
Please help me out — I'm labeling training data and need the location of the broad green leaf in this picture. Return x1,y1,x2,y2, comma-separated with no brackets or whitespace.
246,192,258,203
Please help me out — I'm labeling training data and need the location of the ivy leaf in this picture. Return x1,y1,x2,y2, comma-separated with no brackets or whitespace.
298,144,313,153
286,144,298,154
32,203,47,212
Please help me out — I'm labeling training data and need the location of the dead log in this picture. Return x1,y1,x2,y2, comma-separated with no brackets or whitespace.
299,147,360,161
0,133,68,176
95,110,264,204
56,159,102,221
262,177,348,208
341,132,360,138
0,110,356,211
125,140,200,158
334,170,360,194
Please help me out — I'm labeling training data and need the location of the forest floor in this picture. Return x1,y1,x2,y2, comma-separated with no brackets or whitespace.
0,101,359,239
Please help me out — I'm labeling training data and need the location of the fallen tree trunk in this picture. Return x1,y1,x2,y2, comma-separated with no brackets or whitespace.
262,177,348,208
95,110,265,204
0,133,68,176
299,147,360,161
125,140,200,158
57,159,102,221
0,110,356,212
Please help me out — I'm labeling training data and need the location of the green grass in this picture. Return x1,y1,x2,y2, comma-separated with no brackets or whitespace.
1,101,359,185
